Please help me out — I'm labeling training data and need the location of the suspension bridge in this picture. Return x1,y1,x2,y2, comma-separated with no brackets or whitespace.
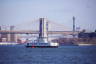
0,17,78,42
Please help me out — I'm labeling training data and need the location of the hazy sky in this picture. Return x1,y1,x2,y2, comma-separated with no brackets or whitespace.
0,0,96,31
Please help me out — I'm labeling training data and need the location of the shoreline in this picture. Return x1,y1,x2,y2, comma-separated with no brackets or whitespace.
0,42,18,45
0,42,96,46
78,44,96,46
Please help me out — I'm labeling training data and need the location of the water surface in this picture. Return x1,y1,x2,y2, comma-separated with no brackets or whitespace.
0,45,96,64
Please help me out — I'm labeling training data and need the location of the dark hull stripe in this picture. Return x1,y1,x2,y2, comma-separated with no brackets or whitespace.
26,46,58,48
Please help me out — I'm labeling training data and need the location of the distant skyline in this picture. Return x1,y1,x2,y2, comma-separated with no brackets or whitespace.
0,0,96,31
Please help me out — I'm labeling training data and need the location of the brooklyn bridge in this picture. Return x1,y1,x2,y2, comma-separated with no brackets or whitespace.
0,17,78,43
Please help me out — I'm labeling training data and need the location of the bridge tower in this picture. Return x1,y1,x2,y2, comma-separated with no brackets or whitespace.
0,26,2,42
73,16,76,38
38,18,48,43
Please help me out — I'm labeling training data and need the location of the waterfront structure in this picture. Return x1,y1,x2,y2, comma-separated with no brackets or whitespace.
0,26,19,42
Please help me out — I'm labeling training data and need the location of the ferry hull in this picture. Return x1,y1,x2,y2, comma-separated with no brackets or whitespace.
26,42,59,48
26,46,58,48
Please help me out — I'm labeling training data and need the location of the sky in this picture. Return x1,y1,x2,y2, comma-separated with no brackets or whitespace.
0,0,96,31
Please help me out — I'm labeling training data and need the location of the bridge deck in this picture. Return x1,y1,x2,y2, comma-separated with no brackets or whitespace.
0,30,78,35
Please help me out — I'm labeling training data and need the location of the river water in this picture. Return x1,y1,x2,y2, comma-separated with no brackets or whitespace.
0,45,96,64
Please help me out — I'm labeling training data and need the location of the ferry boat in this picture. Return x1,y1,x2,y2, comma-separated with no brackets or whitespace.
26,18,59,48
26,41,59,48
